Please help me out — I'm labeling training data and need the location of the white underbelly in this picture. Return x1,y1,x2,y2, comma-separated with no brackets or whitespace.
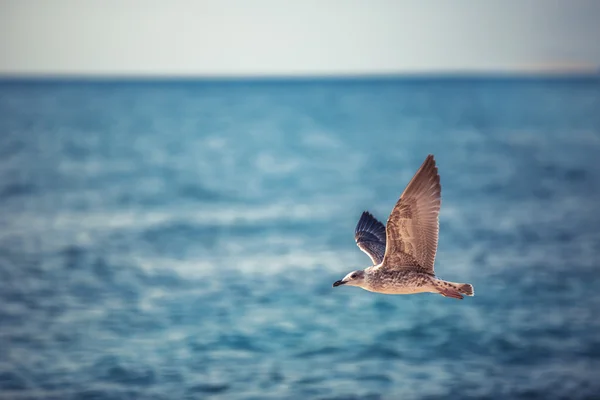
362,285,435,295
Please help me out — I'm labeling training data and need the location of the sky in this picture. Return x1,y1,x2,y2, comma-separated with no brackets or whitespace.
1,0,600,77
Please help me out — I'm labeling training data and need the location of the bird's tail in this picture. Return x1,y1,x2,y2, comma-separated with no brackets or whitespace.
434,279,474,300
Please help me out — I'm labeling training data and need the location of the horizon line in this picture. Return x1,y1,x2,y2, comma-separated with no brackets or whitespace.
1,69,599,83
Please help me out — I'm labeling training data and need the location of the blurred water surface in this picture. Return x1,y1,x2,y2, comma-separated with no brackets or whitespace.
0,77,599,399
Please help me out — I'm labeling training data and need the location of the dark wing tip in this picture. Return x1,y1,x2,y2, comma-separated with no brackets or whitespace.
408,154,441,199
355,210,387,244
423,154,437,174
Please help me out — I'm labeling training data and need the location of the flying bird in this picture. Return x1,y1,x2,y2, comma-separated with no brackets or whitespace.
333,155,474,300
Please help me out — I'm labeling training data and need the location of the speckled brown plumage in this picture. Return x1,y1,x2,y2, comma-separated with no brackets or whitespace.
333,154,474,300
381,154,440,275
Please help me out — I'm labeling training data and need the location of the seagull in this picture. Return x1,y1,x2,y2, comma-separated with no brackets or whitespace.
332,155,474,300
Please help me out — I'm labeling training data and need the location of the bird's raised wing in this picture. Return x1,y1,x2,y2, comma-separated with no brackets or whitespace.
380,155,441,275
354,211,386,265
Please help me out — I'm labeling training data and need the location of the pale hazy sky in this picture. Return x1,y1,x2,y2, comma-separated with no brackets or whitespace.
1,0,599,76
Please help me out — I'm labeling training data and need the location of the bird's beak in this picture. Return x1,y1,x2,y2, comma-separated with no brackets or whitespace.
332,280,345,287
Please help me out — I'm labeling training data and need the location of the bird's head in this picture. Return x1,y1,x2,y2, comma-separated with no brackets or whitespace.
333,270,365,288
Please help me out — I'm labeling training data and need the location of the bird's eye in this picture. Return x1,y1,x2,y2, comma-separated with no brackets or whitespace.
351,273,357,279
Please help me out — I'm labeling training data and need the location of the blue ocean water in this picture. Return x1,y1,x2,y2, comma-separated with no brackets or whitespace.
0,77,599,399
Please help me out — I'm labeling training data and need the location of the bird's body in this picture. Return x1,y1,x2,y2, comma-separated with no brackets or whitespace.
333,155,474,300
362,268,434,295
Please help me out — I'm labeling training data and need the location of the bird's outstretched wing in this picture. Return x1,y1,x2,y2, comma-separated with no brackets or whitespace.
380,155,441,275
354,211,386,265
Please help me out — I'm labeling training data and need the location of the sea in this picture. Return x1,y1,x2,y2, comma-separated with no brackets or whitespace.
0,76,599,400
